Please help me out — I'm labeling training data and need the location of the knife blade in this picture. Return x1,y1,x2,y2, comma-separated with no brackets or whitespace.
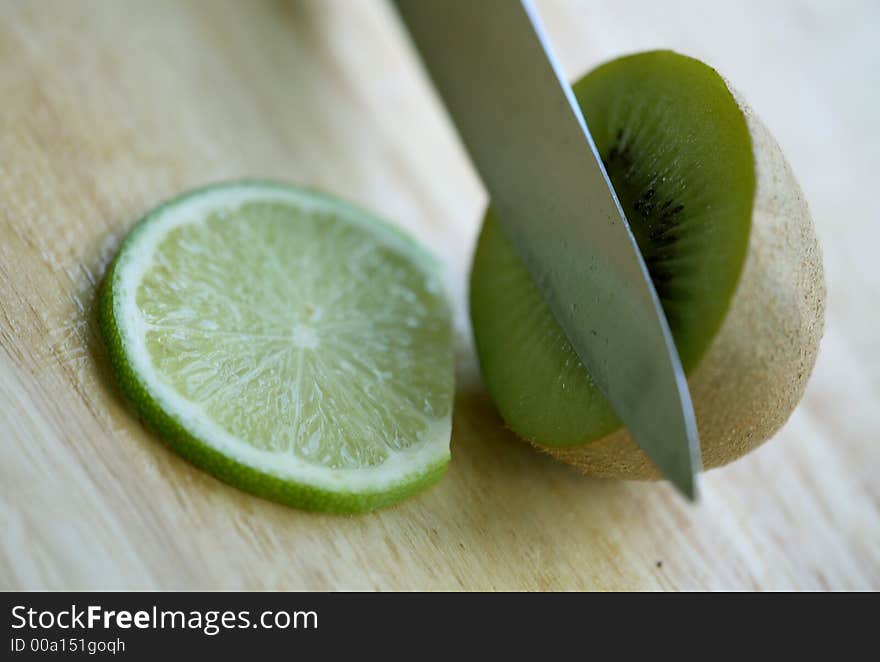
393,0,702,498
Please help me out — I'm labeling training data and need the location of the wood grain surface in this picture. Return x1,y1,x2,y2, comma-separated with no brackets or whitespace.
1,0,877,590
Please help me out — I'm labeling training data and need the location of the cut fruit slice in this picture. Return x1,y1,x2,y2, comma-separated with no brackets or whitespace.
99,181,454,513
470,51,754,448
469,50,824,478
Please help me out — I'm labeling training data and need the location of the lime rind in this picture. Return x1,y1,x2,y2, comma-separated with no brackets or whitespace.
99,181,453,513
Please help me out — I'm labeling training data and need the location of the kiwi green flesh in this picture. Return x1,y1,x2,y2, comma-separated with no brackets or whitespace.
469,51,755,447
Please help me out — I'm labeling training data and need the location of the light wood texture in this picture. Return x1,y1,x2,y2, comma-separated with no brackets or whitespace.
1,0,877,590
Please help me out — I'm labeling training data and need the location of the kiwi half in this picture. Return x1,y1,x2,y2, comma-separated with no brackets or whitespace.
469,50,825,478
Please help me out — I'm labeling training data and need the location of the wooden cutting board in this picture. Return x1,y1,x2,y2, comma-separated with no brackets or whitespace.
1,0,877,590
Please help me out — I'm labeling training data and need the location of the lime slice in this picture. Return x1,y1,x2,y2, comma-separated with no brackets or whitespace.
99,181,454,513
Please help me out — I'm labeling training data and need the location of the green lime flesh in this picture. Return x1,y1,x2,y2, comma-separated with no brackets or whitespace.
99,181,454,512
470,51,755,447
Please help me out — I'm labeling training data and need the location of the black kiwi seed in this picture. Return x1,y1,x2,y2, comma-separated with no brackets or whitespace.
602,128,688,299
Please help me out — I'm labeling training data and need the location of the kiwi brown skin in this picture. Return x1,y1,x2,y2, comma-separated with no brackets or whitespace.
541,89,826,478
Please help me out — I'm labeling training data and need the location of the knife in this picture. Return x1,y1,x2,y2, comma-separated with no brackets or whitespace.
393,0,702,498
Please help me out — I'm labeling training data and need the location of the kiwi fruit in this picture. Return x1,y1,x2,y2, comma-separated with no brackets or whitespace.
469,50,825,478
